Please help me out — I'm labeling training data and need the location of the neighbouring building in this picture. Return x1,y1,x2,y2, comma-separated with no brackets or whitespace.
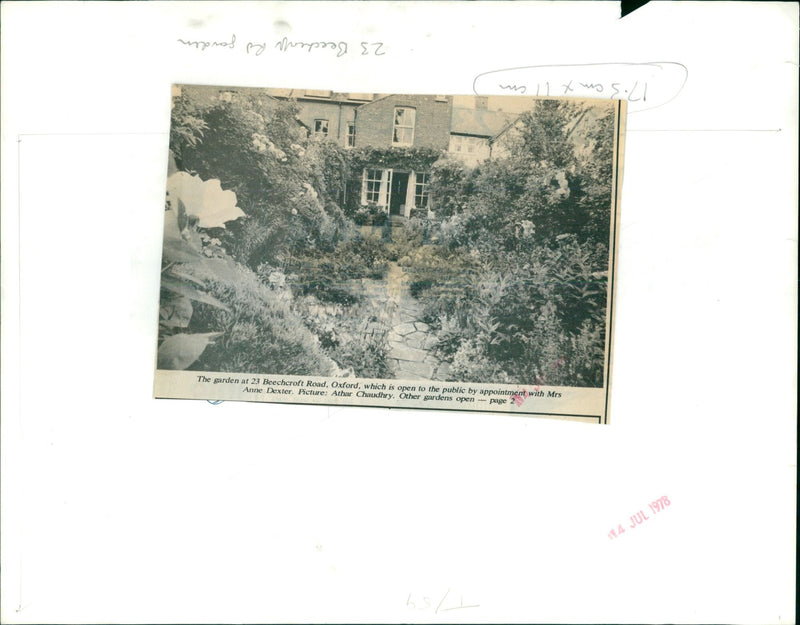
265,89,375,147
447,96,518,167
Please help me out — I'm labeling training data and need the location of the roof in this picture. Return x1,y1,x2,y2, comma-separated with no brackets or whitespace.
450,107,519,138
264,88,374,103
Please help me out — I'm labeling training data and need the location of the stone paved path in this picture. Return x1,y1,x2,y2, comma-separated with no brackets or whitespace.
382,263,450,381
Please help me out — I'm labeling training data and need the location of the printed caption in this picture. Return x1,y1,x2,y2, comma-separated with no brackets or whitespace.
194,374,569,409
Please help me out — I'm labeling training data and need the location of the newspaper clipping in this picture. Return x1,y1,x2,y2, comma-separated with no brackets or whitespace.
154,86,625,423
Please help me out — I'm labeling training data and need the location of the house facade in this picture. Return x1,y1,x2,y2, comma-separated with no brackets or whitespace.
265,89,375,147
262,90,529,219
447,100,518,167
352,94,452,217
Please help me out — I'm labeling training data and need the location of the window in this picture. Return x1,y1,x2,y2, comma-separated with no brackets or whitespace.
449,134,485,154
363,168,383,203
414,172,430,209
392,107,415,146
361,168,394,208
314,119,329,138
346,122,356,147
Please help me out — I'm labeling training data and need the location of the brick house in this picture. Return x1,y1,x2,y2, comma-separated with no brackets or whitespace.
263,90,529,219
265,88,374,147
351,94,452,217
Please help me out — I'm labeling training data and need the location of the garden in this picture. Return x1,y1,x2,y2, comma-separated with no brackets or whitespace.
158,87,616,387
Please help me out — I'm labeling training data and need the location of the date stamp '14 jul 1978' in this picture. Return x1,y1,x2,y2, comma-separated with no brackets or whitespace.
608,496,671,540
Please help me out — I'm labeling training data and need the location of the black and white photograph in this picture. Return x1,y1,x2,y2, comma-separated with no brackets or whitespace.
155,85,624,421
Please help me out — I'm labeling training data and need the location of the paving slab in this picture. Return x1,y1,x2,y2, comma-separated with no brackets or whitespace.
405,331,428,350
394,322,417,336
396,361,434,379
391,343,429,363
352,261,447,381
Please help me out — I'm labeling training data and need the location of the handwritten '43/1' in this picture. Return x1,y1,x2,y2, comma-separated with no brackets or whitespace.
406,589,479,614
608,496,671,540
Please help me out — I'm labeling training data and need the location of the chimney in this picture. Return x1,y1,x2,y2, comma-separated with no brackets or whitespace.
475,96,489,110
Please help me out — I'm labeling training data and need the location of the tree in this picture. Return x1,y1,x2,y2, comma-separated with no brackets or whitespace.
169,89,351,270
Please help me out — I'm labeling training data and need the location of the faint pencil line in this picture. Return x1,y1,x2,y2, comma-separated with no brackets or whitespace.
436,588,450,614
17,132,169,137
628,128,782,132
17,135,24,615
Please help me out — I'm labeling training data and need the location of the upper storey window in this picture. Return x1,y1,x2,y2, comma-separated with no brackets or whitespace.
392,107,415,146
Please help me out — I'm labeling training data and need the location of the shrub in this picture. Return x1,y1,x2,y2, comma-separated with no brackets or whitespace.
403,235,608,387
428,157,469,217
327,318,394,378
353,204,388,226
171,88,352,273
288,235,391,303
180,258,339,375
294,296,395,378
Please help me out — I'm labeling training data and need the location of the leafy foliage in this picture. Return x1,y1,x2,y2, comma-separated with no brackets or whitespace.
166,172,245,229
157,176,243,370
353,204,389,226
348,146,442,173
404,100,616,386
428,158,471,217
158,332,223,370
288,235,391,304
181,257,339,375
294,296,394,378
172,91,352,271
169,91,210,158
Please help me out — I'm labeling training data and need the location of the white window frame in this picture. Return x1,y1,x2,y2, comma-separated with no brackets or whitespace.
346,122,356,148
449,134,485,154
361,168,431,216
361,168,392,209
392,107,416,146
413,172,431,210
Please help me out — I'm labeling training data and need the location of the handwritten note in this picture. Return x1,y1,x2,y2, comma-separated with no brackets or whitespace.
177,35,386,58
473,62,688,112
406,589,479,614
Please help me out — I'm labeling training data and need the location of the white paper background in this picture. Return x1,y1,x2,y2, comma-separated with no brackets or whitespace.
1,2,797,623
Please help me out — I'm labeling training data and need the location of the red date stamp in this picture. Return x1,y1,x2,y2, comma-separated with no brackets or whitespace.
608,496,671,540
510,358,566,406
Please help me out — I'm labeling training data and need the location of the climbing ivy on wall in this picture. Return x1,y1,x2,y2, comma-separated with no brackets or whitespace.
348,146,444,173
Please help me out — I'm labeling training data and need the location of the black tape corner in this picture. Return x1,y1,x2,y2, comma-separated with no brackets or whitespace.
621,0,650,19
